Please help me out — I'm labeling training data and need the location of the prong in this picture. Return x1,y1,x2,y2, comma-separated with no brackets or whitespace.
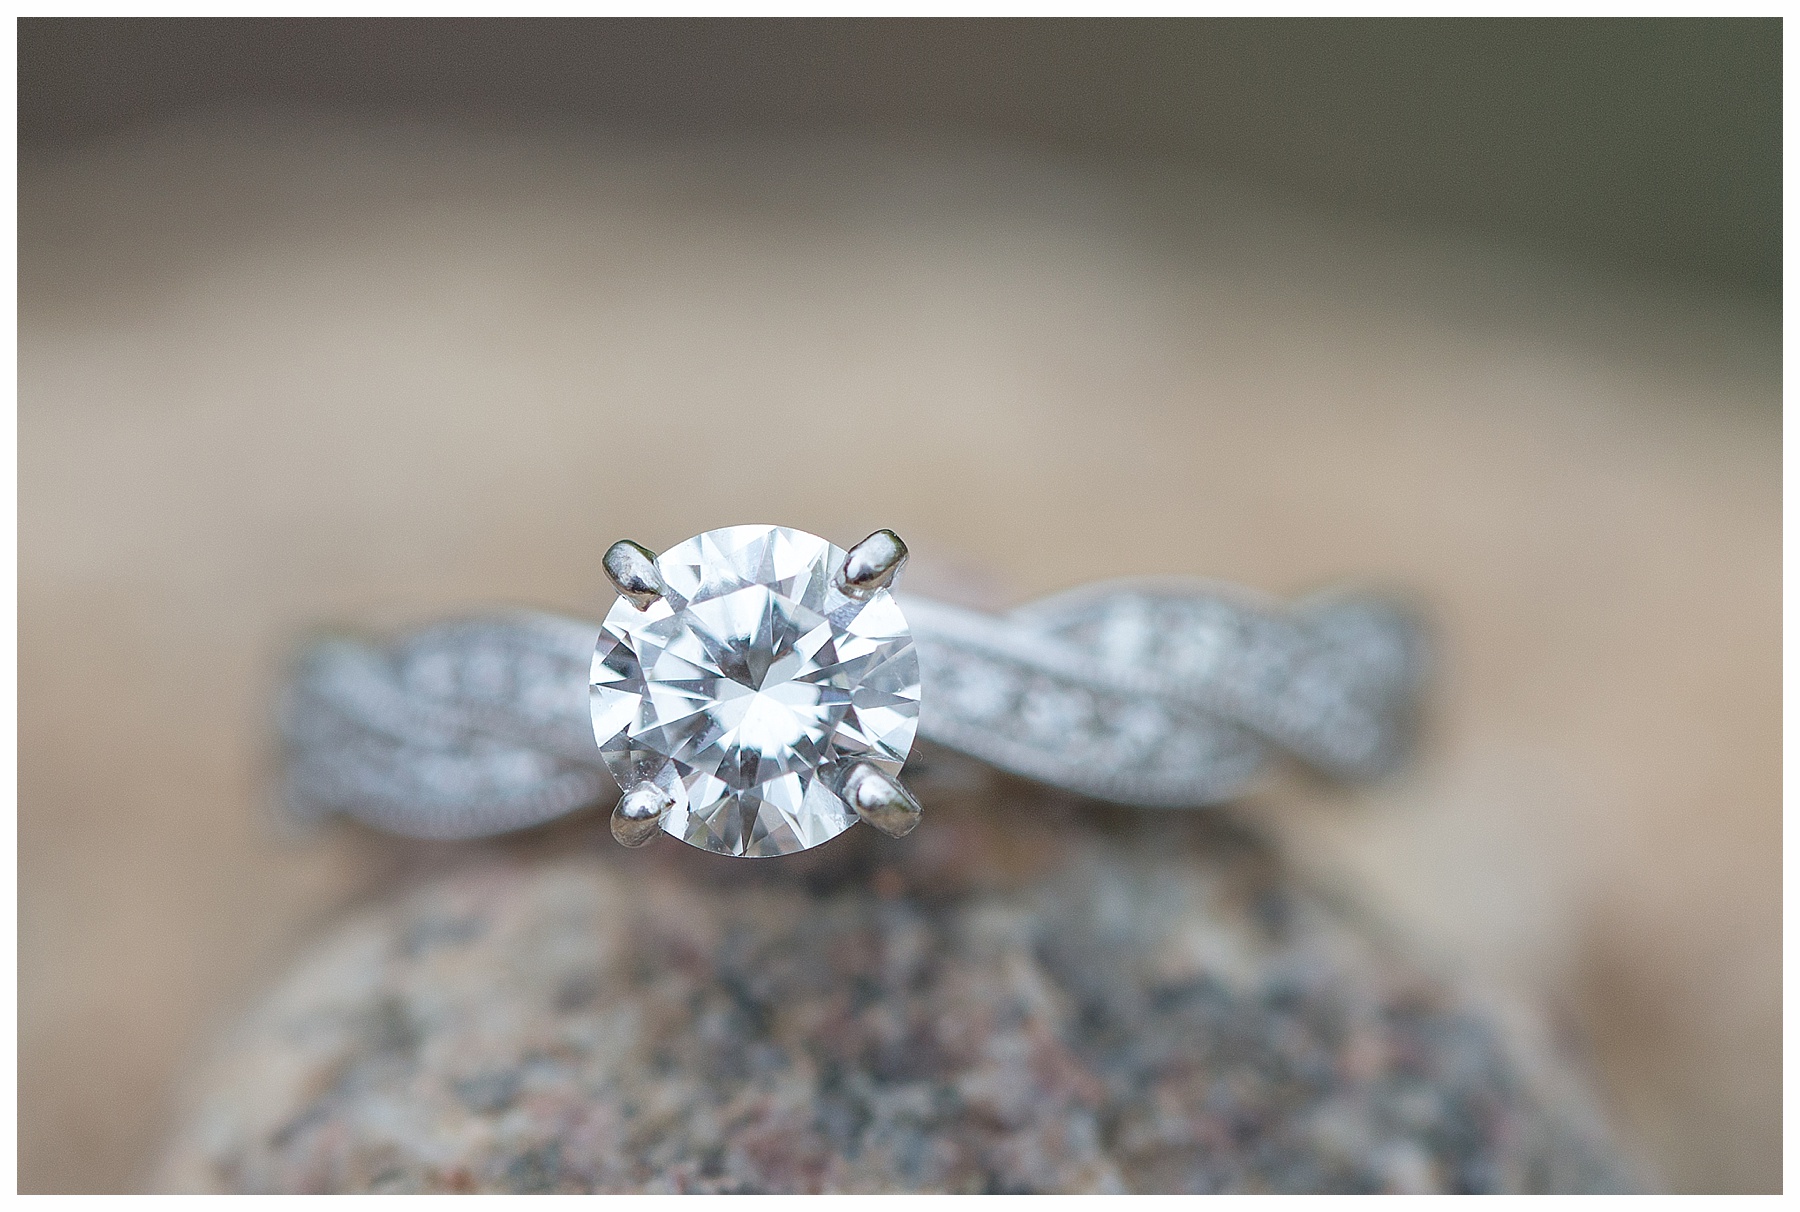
603,539,665,610
838,529,908,599
842,762,922,838
611,781,673,847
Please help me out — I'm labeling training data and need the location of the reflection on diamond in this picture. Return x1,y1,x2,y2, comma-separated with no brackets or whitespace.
590,525,921,857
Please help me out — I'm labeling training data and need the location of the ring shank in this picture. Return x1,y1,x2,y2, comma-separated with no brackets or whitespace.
279,582,1425,840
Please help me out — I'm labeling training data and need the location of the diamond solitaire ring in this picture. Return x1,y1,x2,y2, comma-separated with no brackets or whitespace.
280,524,1424,858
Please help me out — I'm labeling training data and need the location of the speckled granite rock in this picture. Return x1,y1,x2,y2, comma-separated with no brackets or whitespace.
155,787,1633,1193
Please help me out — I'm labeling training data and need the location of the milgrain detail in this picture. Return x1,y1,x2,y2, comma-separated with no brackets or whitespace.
279,583,1423,840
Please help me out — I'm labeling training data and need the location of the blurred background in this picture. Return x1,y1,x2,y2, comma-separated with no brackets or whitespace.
17,18,1780,1193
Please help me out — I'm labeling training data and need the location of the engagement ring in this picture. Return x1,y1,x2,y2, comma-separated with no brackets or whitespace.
280,524,1424,858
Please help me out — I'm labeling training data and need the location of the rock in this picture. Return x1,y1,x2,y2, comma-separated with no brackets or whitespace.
154,782,1633,1193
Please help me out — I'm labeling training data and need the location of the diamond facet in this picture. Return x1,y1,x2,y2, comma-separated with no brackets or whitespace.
590,525,922,857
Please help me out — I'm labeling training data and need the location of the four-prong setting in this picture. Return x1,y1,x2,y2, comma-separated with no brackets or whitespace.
592,525,922,857
611,781,674,848
602,539,665,610
837,529,908,599
841,761,923,838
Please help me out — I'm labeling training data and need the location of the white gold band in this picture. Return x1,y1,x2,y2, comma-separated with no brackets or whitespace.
279,580,1425,841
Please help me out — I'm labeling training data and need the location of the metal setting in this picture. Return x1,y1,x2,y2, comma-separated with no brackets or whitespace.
277,529,1426,854
842,761,923,838
601,539,664,610
611,781,672,848
838,529,909,599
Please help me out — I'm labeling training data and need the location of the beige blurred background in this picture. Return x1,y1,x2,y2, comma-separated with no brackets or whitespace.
17,20,1780,1193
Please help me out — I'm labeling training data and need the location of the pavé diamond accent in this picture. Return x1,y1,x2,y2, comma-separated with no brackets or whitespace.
590,525,921,857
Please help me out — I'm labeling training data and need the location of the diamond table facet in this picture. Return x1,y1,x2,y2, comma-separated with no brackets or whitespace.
590,525,922,857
